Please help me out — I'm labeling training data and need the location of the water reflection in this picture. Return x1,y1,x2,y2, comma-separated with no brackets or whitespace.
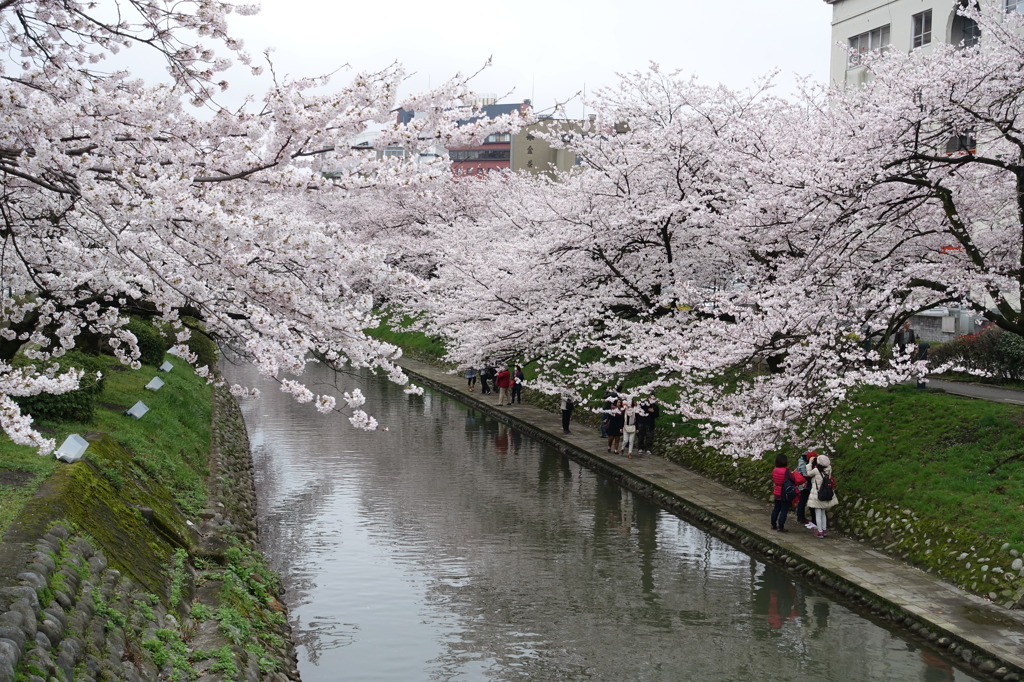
225,362,977,681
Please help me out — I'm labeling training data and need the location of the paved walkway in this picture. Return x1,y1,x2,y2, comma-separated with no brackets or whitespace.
928,378,1024,406
400,358,1024,680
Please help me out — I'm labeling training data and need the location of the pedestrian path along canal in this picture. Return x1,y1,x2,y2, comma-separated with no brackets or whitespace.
226,362,978,681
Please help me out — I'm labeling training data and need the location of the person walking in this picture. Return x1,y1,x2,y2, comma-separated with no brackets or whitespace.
771,453,795,532
636,394,659,455
495,367,512,406
479,366,491,395
807,454,838,537
511,366,524,404
560,392,574,434
622,398,639,459
465,367,477,392
599,385,618,438
894,322,916,358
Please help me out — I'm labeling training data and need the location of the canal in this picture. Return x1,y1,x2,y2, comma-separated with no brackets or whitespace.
226,361,977,681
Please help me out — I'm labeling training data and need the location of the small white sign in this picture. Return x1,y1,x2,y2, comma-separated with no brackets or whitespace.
54,434,89,462
145,377,164,391
159,361,174,372
126,401,149,419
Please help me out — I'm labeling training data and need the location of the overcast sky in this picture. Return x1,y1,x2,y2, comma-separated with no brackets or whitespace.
231,0,835,117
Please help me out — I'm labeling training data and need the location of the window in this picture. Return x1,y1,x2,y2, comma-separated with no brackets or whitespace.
945,132,976,155
912,10,932,48
1007,0,1023,12
483,133,511,144
957,16,980,47
448,149,511,162
848,25,890,66
962,17,978,46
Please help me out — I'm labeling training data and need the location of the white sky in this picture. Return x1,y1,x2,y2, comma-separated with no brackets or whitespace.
230,0,836,117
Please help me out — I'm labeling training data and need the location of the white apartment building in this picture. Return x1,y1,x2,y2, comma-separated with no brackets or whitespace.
824,0,1023,86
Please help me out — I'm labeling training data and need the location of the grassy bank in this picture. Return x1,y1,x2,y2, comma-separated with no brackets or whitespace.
832,385,1024,546
0,352,211,538
367,314,448,364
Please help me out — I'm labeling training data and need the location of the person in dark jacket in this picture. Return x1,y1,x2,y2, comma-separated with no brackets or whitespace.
480,365,496,395
636,395,660,455
797,450,816,528
511,367,524,403
606,399,625,454
560,392,574,434
599,385,618,438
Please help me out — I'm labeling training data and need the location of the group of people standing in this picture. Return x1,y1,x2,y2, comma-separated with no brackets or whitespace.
771,450,838,538
600,387,660,459
464,365,524,405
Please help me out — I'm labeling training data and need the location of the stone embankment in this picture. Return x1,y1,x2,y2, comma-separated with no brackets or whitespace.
0,384,300,681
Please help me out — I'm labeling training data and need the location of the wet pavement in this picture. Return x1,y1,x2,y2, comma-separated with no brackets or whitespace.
399,358,1024,680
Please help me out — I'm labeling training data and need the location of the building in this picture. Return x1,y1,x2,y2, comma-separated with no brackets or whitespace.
396,100,580,177
510,118,583,176
824,0,1022,340
822,0,1010,87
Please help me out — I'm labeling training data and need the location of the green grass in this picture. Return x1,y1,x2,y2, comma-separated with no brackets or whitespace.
0,352,212,537
0,448,58,538
367,312,448,363
831,385,1024,546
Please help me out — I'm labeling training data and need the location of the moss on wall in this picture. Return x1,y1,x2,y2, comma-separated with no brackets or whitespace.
3,433,194,601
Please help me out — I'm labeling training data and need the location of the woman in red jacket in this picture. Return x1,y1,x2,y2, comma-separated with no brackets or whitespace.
771,453,794,532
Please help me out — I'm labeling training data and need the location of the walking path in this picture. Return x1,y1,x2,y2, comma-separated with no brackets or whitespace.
928,378,1024,406
400,358,1024,681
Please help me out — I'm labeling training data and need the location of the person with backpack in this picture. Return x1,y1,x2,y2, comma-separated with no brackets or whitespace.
771,453,796,532
796,450,816,528
807,454,838,538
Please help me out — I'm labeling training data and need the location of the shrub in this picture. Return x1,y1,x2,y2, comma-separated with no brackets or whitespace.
123,317,169,367
187,331,218,371
181,317,219,371
153,316,218,371
929,325,1024,382
13,351,106,422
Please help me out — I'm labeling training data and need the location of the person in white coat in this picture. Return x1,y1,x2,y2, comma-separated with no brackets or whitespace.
806,454,838,538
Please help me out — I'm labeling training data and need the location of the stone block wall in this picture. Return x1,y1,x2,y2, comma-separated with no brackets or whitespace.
672,446,1024,609
0,383,301,682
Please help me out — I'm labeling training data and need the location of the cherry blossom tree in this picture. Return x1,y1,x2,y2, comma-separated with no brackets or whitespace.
0,0,520,452
388,5,1024,460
